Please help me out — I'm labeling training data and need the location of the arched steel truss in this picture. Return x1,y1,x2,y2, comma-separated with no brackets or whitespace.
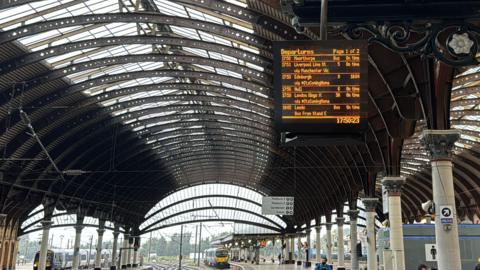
1,0,479,232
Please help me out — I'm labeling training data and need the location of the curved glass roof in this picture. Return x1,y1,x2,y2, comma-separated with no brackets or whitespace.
0,0,273,189
401,66,480,175
140,183,287,232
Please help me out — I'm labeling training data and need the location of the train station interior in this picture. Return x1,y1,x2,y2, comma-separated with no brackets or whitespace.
0,0,480,270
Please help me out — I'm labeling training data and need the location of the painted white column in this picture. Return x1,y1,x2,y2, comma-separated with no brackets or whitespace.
325,223,333,264
111,228,120,269
362,198,378,270
336,217,345,269
121,234,129,269
132,237,139,267
289,236,294,263
382,177,406,270
72,223,84,270
38,220,53,270
283,237,288,263
315,226,321,262
421,130,461,270
94,220,106,270
297,234,302,263
127,236,132,268
348,210,360,270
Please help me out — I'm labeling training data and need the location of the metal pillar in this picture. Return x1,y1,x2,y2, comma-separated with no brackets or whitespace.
111,227,120,270
193,226,198,264
336,217,345,269
94,220,106,270
72,220,84,270
421,130,461,270
382,177,406,270
362,198,378,270
197,223,202,266
38,220,53,270
348,210,360,270
315,226,321,262
325,223,332,264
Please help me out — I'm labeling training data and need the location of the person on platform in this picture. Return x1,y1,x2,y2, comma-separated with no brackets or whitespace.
417,264,429,270
314,258,332,270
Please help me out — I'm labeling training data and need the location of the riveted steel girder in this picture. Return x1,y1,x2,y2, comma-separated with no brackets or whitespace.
10,54,271,88
0,13,270,49
0,36,271,75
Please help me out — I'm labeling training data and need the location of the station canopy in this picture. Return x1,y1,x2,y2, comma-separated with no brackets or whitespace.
0,0,479,233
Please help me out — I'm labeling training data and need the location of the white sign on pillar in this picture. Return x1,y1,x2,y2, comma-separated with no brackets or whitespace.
262,197,294,215
424,244,437,261
439,205,453,224
382,185,389,214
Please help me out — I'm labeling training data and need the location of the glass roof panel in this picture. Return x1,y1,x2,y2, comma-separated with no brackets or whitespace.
141,183,286,231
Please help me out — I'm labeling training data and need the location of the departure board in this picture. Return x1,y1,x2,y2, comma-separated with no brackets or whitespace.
274,40,368,134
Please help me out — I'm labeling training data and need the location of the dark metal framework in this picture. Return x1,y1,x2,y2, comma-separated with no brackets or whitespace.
0,0,479,235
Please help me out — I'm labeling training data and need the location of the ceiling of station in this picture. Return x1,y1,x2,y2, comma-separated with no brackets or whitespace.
0,0,479,231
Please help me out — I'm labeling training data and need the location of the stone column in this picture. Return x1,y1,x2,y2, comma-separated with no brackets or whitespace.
362,198,378,270
336,217,345,270
72,217,84,270
382,177,406,270
315,226,321,262
111,228,120,270
121,233,129,269
38,220,53,270
325,223,333,264
348,210,360,270
305,229,311,266
94,220,106,270
421,130,461,270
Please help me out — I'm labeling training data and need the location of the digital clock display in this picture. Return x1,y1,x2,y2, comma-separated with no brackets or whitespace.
274,40,368,134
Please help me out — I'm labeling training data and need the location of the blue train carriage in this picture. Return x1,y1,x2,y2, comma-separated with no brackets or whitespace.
377,224,480,270
204,247,230,269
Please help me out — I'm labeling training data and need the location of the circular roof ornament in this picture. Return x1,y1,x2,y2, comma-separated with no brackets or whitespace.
447,32,475,55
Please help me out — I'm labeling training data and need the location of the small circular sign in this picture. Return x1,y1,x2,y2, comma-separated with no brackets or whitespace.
441,207,451,217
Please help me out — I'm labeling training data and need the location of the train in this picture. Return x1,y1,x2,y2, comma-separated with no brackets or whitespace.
204,247,230,269
33,249,112,270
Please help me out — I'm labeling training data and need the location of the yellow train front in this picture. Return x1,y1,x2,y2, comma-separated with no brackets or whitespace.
204,248,230,269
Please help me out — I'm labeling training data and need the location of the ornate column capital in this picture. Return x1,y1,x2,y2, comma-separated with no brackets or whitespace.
113,231,120,238
305,228,311,233
336,217,345,226
348,210,360,221
420,129,460,160
74,225,84,233
362,198,378,212
97,228,106,236
315,225,322,233
325,223,332,230
381,176,406,196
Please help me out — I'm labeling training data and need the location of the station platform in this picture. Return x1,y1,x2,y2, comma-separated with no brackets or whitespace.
231,261,366,270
